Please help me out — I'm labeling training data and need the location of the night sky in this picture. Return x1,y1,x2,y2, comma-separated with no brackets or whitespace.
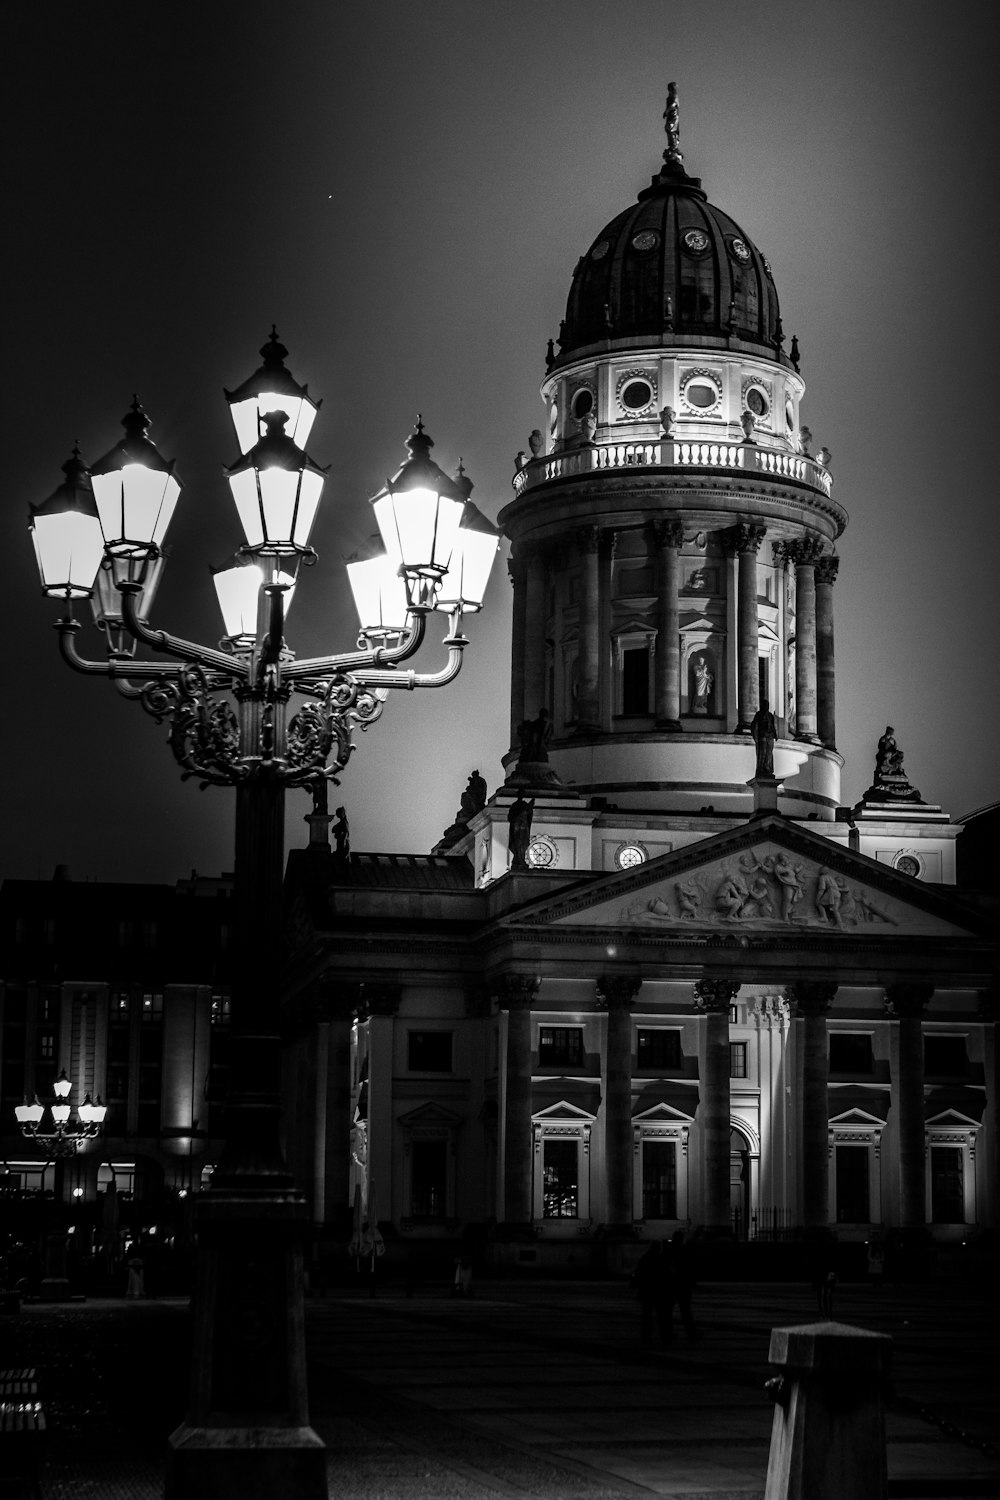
4,1,997,886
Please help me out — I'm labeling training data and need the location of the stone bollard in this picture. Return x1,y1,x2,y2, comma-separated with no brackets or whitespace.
763,1321,892,1500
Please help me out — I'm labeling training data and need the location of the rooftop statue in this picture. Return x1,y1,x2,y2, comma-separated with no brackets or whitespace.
864,725,923,803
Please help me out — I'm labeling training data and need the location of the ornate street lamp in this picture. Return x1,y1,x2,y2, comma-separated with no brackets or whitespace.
14,1071,108,1156
28,335,497,1499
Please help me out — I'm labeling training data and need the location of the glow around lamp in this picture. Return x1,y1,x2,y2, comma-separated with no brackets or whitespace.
226,411,326,556
29,447,106,599
224,327,320,456
89,399,181,559
370,420,466,610
346,536,411,638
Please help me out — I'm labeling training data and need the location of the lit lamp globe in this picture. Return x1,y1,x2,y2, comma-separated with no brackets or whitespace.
226,411,326,556
29,447,106,600
224,328,320,456
212,559,297,644
52,1071,72,1100
346,537,411,639
370,420,466,611
89,400,180,560
433,466,499,615
77,1094,107,1126
15,1098,44,1127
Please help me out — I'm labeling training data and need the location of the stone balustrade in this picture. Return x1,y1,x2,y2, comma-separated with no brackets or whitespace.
511,438,833,500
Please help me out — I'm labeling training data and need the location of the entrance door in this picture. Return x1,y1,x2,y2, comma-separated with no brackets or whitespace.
730,1128,750,1239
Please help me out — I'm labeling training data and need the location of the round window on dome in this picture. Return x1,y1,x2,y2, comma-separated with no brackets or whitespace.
682,227,710,256
621,379,653,412
746,388,769,418
549,402,559,436
571,387,594,420
727,235,751,264
631,230,659,252
615,842,647,870
685,382,718,410
591,240,610,261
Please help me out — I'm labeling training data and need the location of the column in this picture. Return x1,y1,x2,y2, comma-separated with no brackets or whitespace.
693,978,739,1230
507,553,526,753
362,983,400,1228
652,518,683,728
788,982,836,1228
521,543,548,730
598,531,616,730
576,526,601,730
772,541,791,731
499,975,539,1226
788,538,822,742
597,974,641,1228
815,554,839,750
725,523,766,731
886,984,932,1229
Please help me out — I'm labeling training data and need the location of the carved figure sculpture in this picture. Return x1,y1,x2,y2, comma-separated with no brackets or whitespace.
716,873,748,920
692,657,713,714
750,699,777,778
745,872,775,919
507,793,534,869
875,726,905,781
675,878,701,918
333,806,351,863
460,770,488,821
517,707,554,764
771,853,804,921
815,868,844,928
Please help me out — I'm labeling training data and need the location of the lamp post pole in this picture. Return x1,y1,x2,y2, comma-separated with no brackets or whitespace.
28,332,499,1498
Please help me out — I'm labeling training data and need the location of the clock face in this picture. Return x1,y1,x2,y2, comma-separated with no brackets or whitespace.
616,844,646,870
527,839,555,868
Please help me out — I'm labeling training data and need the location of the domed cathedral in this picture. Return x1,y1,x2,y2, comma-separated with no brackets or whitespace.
282,91,997,1280
500,83,842,843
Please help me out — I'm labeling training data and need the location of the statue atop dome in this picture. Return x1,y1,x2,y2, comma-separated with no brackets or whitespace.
663,82,684,167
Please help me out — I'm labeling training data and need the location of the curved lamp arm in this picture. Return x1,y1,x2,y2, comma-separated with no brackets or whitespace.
119,582,248,678
353,628,468,693
56,620,233,693
285,611,428,685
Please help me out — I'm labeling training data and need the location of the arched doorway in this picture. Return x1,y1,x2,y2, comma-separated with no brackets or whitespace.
730,1128,750,1239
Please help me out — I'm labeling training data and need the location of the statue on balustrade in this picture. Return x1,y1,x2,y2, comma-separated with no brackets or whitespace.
508,793,535,870
517,707,553,764
750,699,777,778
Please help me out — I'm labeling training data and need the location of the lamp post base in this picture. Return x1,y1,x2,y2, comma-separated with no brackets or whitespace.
166,1425,326,1500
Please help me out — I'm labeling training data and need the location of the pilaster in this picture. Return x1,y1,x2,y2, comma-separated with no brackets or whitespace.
815,554,839,750
652,518,683,727
693,978,739,1229
497,975,539,1227
786,982,836,1229
576,526,601,730
885,983,932,1229
597,974,641,1229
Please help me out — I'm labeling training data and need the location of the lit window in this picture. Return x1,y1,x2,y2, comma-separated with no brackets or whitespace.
210,993,231,1028
543,1138,578,1218
140,992,163,1024
538,1027,583,1068
39,1033,55,1061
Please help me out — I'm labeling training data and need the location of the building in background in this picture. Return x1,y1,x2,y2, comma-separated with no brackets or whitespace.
282,99,997,1274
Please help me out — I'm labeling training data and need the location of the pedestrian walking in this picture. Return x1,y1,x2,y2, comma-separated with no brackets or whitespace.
866,1235,885,1289
666,1230,702,1342
632,1241,672,1344
453,1255,473,1297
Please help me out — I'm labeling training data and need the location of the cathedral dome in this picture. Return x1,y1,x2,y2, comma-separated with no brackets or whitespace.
556,90,787,369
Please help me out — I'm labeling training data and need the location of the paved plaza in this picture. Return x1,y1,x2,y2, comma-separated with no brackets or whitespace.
3,1272,998,1498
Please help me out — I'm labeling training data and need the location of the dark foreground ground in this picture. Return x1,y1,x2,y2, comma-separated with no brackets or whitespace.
2,1273,998,1499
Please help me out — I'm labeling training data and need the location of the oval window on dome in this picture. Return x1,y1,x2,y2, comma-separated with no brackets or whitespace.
549,401,559,436
631,230,659,252
785,400,795,431
727,235,751,264
571,387,594,420
685,381,718,409
591,240,610,261
746,387,768,418
621,379,653,411
682,227,710,255
761,254,774,280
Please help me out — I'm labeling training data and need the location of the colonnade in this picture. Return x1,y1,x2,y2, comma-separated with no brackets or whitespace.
497,977,935,1234
507,521,839,751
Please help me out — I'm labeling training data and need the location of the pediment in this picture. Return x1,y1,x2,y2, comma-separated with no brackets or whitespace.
397,1102,464,1128
632,1101,694,1125
829,1107,886,1129
679,612,718,634
926,1107,983,1131
532,1100,596,1123
511,815,981,939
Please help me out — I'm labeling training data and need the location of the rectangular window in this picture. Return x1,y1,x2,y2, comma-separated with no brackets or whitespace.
141,920,158,947
140,992,163,1024
39,1033,55,1061
410,1139,447,1218
42,918,56,947
930,1146,964,1223
642,1139,677,1219
538,1027,584,1069
621,647,650,715
729,1041,748,1079
636,1029,681,1071
924,1036,967,1078
407,1031,453,1072
829,1033,873,1074
542,1138,579,1218
758,657,770,706
835,1144,870,1222
210,993,231,1028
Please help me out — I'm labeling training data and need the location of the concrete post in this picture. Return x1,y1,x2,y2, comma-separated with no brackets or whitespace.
598,974,641,1228
693,978,739,1229
814,555,838,750
764,1321,892,1500
500,976,538,1226
652,518,683,728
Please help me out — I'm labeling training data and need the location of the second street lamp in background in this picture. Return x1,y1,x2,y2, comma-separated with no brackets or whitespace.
27,330,499,1499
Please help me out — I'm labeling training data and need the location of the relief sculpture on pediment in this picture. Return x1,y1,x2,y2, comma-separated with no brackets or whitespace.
619,851,898,930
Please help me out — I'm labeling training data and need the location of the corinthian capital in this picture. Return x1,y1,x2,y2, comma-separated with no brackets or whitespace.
596,974,642,1009
495,974,541,1010
784,981,837,1015
815,555,840,587
652,518,684,549
785,537,824,568
883,983,933,1018
722,522,766,556
576,525,600,555
693,978,740,1012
